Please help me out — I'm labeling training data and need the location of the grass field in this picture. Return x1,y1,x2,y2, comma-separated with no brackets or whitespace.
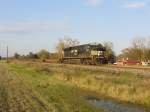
0,61,150,111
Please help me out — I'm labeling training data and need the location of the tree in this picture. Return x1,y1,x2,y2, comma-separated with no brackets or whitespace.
56,36,80,58
37,49,49,61
14,53,20,59
103,42,116,63
132,37,146,61
27,52,38,59
119,37,150,62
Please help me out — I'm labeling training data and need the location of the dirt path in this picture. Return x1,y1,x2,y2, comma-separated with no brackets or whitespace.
0,64,53,112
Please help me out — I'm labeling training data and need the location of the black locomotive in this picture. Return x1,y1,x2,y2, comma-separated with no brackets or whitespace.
59,43,106,64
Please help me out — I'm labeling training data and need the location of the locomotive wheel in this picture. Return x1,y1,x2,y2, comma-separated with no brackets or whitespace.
80,59,84,64
80,59,87,65
83,60,87,65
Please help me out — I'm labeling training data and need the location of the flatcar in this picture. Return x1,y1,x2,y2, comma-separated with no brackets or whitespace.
59,43,106,65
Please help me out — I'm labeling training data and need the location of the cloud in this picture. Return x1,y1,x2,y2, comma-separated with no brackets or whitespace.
123,2,146,9
86,0,103,6
0,21,69,34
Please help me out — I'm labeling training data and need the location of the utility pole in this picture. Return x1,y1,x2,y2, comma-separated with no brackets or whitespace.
0,44,1,61
0,45,2,60
7,46,8,63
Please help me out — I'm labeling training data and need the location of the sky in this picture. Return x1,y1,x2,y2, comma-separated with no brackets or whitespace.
0,0,150,57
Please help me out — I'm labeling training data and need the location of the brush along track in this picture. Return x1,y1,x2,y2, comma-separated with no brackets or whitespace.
0,64,54,112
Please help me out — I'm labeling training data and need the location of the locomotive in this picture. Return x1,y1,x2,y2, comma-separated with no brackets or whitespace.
59,43,106,65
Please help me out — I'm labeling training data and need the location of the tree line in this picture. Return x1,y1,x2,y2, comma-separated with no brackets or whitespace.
12,37,115,63
118,37,150,62
14,50,50,62
11,36,150,63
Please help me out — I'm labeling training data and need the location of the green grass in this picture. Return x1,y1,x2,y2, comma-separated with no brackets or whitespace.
7,62,150,111
9,63,101,112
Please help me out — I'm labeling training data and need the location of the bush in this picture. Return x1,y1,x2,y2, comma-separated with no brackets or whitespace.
37,49,49,61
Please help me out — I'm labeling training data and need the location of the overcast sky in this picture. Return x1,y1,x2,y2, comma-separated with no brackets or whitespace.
0,0,150,57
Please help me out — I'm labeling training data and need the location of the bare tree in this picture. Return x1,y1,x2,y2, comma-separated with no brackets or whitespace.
56,36,80,58
132,37,146,61
119,36,150,62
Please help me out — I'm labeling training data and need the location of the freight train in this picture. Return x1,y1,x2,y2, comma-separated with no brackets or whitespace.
59,43,107,65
